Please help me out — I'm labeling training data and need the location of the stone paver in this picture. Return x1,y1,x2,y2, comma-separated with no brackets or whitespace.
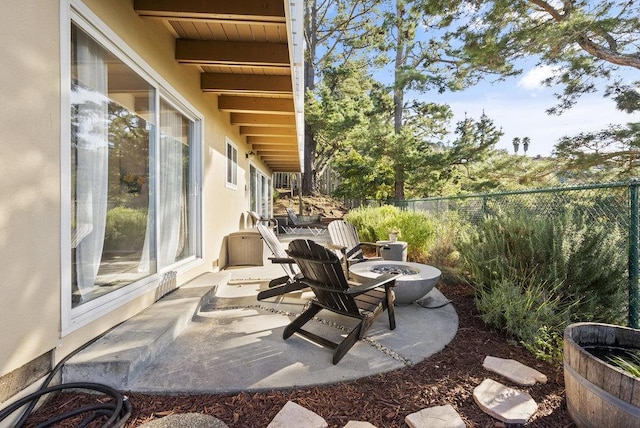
483,355,547,385
405,404,465,428
473,378,538,424
138,413,228,428
266,401,328,428
343,421,377,428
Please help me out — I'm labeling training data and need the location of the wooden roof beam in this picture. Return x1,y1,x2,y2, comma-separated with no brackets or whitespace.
247,136,297,145
251,143,297,150
252,147,300,156
134,0,285,22
240,127,296,137
201,73,292,95
219,96,294,114
176,40,289,67
230,113,296,127
259,156,299,161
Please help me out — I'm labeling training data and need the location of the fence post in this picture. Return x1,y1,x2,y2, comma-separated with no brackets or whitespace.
630,179,640,328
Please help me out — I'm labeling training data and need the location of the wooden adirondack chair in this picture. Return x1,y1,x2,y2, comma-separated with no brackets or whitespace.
283,207,326,235
247,211,279,235
283,239,399,364
327,219,385,272
255,223,307,300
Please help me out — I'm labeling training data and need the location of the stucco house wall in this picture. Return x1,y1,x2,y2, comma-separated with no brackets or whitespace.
0,0,276,403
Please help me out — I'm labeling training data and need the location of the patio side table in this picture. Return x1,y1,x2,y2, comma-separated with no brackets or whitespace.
376,240,408,261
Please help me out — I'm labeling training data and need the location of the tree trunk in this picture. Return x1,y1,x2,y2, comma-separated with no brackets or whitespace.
302,122,316,195
302,0,317,196
392,0,406,200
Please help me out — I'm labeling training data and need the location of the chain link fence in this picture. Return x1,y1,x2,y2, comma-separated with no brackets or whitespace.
351,181,640,326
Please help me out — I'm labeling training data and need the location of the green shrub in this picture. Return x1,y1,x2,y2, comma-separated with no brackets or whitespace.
459,208,627,362
475,275,570,363
424,212,470,272
345,205,436,261
104,206,148,252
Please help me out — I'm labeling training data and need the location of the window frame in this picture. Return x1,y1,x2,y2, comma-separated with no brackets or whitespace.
61,0,204,334
249,163,273,218
225,137,238,190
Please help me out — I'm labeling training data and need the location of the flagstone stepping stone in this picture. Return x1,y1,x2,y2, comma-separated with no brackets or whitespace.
267,401,328,428
138,413,228,428
473,378,538,424
483,355,547,385
343,422,377,428
405,404,465,428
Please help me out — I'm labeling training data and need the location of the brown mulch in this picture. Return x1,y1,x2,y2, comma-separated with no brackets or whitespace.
25,281,574,427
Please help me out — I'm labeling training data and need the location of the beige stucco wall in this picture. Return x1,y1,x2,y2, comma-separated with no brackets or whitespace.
0,0,267,378
0,0,64,377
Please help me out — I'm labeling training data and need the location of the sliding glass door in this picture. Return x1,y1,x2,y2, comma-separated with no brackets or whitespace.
70,21,199,309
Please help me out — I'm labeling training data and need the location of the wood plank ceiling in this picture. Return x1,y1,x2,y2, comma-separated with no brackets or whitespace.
133,0,302,172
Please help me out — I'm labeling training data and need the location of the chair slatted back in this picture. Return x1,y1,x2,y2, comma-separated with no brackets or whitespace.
285,207,302,226
287,239,360,316
328,220,365,262
257,223,299,279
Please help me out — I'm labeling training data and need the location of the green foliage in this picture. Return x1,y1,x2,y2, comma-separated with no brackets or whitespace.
332,149,394,201
553,122,640,182
475,276,568,363
344,205,436,261
104,206,148,252
522,326,564,365
458,207,627,362
423,212,469,271
457,1,640,113
411,112,505,196
608,351,640,378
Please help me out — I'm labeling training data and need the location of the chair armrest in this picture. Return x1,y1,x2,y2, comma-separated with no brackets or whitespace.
269,257,296,264
360,241,386,248
345,273,400,295
327,243,346,251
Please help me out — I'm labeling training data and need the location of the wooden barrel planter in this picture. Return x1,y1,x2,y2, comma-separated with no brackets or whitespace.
564,322,640,427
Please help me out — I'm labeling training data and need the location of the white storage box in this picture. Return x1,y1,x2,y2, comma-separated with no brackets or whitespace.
227,230,264,266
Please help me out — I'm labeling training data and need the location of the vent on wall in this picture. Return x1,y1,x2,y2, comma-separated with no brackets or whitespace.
155,271,178,301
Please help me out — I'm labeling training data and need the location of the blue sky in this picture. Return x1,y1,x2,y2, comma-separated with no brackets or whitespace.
437,65,638,157
372,61,637,157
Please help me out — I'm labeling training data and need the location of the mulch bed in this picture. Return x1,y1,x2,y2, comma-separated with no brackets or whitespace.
25,281,574,427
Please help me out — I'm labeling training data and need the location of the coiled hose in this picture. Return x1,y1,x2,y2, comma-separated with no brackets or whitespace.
0,335,132,427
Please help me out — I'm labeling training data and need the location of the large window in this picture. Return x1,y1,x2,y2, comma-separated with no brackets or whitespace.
69,20,200,311
249,165,272,217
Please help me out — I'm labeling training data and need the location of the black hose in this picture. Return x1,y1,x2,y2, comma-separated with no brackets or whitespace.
0,327,132,427
0,382,131,427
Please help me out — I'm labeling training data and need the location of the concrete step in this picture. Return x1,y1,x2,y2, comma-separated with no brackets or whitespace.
62,271,231,390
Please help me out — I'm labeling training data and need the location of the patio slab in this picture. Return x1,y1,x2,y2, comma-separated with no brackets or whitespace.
64,231,459,394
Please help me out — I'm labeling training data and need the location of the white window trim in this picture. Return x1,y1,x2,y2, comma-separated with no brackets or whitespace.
225,137,239,190
60,0,204,335
249,162,273,218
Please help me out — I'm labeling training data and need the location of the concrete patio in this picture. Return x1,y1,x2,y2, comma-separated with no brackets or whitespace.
63,231,459,394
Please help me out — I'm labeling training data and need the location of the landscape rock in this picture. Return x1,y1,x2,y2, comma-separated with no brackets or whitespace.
483,355,547,385
473,378,538,424
267,401,328,428
138,413,228,428
343,421,377,428
405,404,465,428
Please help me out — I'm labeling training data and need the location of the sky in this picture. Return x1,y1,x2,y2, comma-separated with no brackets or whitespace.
427,65,638,157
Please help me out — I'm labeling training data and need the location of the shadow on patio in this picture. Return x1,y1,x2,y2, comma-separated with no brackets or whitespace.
62,231,459,394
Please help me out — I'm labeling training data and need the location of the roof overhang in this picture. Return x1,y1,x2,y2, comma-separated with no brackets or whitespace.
134,0,304,172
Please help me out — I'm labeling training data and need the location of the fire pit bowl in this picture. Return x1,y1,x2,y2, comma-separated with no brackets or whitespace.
349,261,442,305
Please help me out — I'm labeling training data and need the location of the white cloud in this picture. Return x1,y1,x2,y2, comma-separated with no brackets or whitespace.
517,65,561,91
